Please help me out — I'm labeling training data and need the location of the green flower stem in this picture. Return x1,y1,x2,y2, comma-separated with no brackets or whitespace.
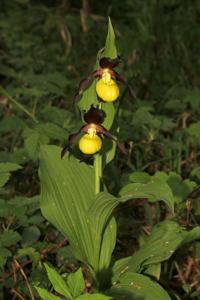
94,102,103,194
0,86,38,123
94,153,102,194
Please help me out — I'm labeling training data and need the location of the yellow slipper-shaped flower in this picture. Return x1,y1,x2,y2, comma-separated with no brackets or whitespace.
61,106,127,159
96,78,119,102
79,134,102,155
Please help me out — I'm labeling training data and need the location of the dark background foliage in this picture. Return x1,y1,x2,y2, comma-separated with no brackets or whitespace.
0,0,200,299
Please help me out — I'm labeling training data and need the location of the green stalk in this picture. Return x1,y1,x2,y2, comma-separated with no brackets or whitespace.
0,86,38,123
94,102,103,194
94,154,102,194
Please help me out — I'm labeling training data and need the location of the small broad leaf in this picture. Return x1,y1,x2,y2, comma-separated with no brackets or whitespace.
0,199,12,217
24,130,40,159
24,129,49,160
0,247,12,269
0,163,22,173
0,230,21,247
0,162,22,188
186,121,200,144
17,247,40,269
35,287,62,300
110,272,171,300
0,116,26,133
37,122,67,142
78,80,99,115
0,172,10,188
44,263,72,299
41,106,73,127
67,268,85,298
21,225,41,246
8,148,29,165
162,172,196,204
191,166,200,180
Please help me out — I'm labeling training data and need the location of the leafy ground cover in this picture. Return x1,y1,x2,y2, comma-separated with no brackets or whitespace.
0,1,200,299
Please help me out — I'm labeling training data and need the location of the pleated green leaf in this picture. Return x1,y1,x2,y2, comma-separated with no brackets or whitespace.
112,221,200,284
40,146,118,276
112,221,185,282
39,145,95,265
98,217,117,271
119,177,175,213
110,272,171,300
88,192,118,271
89,192,118,244
182,226,200,244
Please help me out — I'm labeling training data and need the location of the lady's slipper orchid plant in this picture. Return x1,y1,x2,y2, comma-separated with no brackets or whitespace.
61,105,126,158
74,56,136,102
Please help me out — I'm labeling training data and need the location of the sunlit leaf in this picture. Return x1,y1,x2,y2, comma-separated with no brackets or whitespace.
110,272,171,300
39,145,95,265
88,192,118,271
67,268,85,298
0,163,22,173
44,263,72,299
35,287,62,300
